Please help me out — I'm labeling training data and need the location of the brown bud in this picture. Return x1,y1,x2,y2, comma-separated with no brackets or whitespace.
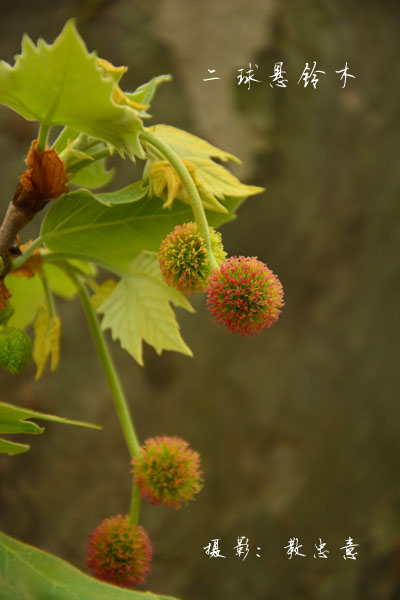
13,140,68,213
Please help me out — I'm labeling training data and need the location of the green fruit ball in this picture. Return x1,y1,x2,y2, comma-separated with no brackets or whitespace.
0,328,32,375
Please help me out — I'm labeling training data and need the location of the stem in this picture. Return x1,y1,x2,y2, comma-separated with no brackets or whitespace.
70,273,141,459
0,204,35,274
129,483,140,525
52,126,73,152
66,148,111,175
140,129,218,271
40,251,126,278
38,267,56,318
11,237,42,270
37,124,50,153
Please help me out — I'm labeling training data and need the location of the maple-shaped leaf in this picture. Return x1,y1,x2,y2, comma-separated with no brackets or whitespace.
33,304,61,379
90,279,117,310
145,125,264,211
0,20,144,159
97,252,194,366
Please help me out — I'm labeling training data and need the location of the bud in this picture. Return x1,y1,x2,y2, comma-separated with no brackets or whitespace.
0,327,32,374
132,436,203,508
159,222,226,294
86,515,152,588
13,140,68,213
206,256,284,336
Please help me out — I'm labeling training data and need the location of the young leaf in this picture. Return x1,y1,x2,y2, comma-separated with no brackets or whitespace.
126,74,172,117
145,125,264,211
0,401,101,456
97,251,193,366
32,304,61,379
0,20,144,159
40,188,240,269
0,530,177,599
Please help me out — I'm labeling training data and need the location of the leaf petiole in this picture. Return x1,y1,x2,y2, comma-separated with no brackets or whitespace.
68,270,141,460
66,147,111,174
38,266,56,319
140,129,219,271
10,237,43,270
36,124,51,153
41,251,127,278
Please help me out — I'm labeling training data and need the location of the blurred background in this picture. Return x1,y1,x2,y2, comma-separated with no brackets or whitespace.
0,1,399,599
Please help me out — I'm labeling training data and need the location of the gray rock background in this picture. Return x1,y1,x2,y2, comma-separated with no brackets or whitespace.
0,1,399,599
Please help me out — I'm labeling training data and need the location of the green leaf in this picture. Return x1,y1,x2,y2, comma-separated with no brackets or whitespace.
0,401,101,456
126,74,172,118
0,401,101,428
70,158,115,190
5,263,80,329
41,188,239,269
90,180,149,206
0,20,144,159
0,530,178,600
146,125,264,211
0,419,43,435
0,439,29,456
97,251,193,366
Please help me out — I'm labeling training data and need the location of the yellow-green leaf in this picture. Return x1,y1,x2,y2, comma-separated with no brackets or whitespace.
0,20,144,159
97,252,193,366
150,125,240,163
90,279,117,310
146,125,264,212
33,304,61,379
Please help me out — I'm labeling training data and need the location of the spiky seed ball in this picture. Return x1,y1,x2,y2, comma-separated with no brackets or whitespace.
132,436,203,508
210,229,227,267
158,222,226,294
86,515,152,588
0,327,32,374
206,256,284,336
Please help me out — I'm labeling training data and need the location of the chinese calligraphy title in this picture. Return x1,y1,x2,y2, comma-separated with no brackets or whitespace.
203,62,355,90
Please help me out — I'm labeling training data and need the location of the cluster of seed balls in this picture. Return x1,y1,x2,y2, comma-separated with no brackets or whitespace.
86,435,202,588
158,222,284,336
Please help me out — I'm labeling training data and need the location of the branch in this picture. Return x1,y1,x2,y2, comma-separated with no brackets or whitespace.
0,202,34,276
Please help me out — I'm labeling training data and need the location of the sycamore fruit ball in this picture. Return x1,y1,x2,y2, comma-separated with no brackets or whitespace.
0,327,32,374
86,515,152,587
